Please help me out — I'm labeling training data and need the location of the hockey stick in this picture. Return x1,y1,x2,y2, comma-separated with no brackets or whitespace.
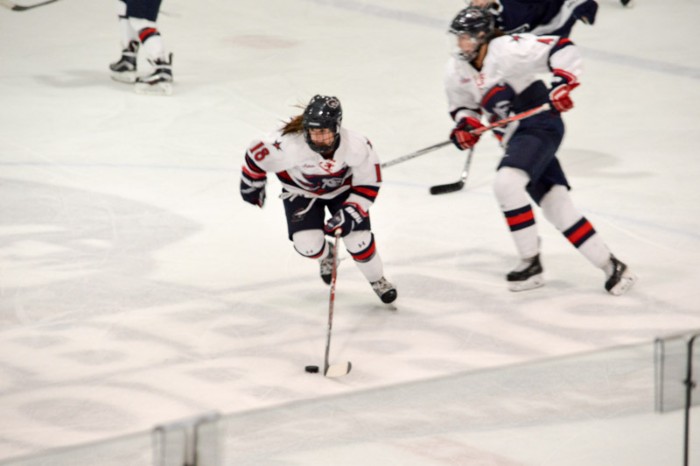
428,103,552,195
380,140,452,169
323,230,352,378
429,147,474,195
0,0,60,11
472,102,552,137
380,103,551,170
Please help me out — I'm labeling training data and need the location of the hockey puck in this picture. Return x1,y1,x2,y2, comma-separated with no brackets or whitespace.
305,365,319,373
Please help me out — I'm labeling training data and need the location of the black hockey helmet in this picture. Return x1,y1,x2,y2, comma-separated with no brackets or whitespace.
302,95,343,154
449,7,495,60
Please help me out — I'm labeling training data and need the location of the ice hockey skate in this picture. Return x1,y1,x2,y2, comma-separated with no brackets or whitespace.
135,54,173,96
371,277,397,304
109,40,139,83
319,241,336,285
605,255,637,296
507,255,544,292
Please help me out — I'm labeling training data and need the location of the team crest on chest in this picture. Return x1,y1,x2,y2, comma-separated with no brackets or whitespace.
319,159,337,174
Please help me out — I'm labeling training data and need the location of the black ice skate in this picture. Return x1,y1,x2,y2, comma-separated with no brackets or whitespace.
319,241,336,285
110,40,139,83
605,255,637,296
135,53,173,96
507,255,544,292
371,277,397,304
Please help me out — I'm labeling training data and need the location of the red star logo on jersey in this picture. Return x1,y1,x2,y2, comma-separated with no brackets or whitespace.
272,140,282,150
511,34,523,42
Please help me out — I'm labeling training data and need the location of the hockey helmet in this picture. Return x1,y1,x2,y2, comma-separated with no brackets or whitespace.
449,7,495,60
302,95,343,154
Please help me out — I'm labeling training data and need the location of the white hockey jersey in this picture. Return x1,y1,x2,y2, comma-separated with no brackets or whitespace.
241,127,382,213
445,33,583,140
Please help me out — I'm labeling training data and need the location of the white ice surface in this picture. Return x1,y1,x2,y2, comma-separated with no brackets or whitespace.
1,0,700,463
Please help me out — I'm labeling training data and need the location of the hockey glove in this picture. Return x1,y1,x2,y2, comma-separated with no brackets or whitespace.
240,179,266,208
450,117,485,150
549,71,580,113
324,203,367,237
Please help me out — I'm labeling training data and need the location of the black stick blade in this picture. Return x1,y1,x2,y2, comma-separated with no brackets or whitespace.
429,181,465,195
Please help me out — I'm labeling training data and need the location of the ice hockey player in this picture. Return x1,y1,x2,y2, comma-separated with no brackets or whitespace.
468,0,599,37
240,95,398,304
109,0,173,95
444,7,636,295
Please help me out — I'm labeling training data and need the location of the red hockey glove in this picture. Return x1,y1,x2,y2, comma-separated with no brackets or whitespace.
549,82,580,113
450,117,485,150
324,203,366,237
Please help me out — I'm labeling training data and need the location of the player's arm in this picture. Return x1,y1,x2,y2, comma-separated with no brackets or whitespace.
444,62,487,150
240,140,271,208
324,140,382,236
345,140,382,214
545,36,583,112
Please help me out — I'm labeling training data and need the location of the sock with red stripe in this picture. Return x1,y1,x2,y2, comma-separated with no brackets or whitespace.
540,185,611,270
130,18,167,62
494,167,539,260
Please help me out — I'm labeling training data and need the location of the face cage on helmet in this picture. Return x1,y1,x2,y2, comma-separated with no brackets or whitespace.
450,31,483,62
304,126,340,155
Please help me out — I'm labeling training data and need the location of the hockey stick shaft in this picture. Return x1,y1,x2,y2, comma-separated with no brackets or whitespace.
380,141,452,168
381,104,551,170
323,230,351,377
472,103,551,136
1,0,60,11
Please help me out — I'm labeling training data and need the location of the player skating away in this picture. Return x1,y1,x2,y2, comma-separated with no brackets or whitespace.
444,7,636,295
110,0,173,95
240,95,397,304
469,0,599,37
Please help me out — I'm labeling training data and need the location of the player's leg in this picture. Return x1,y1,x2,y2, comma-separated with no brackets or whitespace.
325,195,396,303
342,230,397,304
539,182,636,295
283,195,335,283
494,126,563,291
126,0,172,94
110,0,140,83
494,166,543,291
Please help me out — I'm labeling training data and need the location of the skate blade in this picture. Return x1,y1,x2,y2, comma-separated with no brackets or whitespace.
134,81,173,96
111,71,136,84
608,271,637,296
508,274,544,292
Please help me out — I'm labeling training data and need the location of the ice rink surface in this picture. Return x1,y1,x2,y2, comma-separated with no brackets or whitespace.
1,0,700,463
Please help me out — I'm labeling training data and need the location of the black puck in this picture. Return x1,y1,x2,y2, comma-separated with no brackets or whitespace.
305,365,319,373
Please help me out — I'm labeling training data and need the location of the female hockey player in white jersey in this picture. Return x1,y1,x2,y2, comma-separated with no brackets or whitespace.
240,95,397,304
444,7,636,295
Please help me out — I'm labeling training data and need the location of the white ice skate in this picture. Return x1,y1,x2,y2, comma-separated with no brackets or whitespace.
135,54,173,96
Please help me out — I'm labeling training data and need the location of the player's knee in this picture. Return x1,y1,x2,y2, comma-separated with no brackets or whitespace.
493,167,530,203
292,230,326,259
343,231,376,262
541,185,579,229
